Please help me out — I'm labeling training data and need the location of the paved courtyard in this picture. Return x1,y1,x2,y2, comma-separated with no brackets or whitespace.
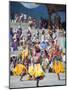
10,73,66,88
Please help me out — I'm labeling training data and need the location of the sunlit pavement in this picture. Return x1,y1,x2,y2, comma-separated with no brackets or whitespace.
10,73,66,88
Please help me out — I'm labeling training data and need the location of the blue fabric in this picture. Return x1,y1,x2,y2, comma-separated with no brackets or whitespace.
40,41,48,49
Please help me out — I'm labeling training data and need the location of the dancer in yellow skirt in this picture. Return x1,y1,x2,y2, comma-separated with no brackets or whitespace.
53,59,64,80
27,42,45,80
50,44,65,80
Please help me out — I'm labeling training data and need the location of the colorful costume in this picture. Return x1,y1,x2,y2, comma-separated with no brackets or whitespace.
12,64,27,76
27,47,45,80
49,46,65,74
53,60,64,74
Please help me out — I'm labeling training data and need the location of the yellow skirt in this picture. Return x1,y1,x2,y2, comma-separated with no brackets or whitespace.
53,61,64,74
28,65,35,76
12,64,27,76
28,64,45,78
